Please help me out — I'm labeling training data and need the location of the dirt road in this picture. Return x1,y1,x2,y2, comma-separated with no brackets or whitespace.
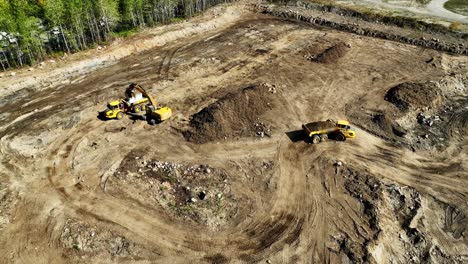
0,4,467,263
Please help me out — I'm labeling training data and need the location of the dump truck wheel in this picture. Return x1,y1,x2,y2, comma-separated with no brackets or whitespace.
336,133,346,141
320,134,328,142
149,119,156,125
116,112,123,120
312,135,320,144
134,105,141,113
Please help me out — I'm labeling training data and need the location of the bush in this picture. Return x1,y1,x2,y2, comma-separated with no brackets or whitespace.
449,22,461,31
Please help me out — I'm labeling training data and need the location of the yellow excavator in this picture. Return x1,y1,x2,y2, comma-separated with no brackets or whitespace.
103,83,172,124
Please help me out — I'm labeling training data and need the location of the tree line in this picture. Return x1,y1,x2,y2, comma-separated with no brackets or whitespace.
0,0,229,70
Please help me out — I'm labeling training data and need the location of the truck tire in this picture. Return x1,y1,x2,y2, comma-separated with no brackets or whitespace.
134,105,141,113
320,134,328,142
149,119,156,125
336,133,346,141
116,112,123,120
312,135,321,144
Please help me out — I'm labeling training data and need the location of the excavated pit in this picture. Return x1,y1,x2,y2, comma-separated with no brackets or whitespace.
107,150,239,228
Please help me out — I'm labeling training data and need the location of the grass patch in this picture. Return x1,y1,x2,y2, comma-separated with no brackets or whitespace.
444,0,468,16
111,28,138,38
415,0,431,5
170,17,186,23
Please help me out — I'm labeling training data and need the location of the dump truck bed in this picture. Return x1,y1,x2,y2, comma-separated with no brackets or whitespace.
302,120,336,135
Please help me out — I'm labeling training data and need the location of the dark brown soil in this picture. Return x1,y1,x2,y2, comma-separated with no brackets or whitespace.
442,203,467,240
384,82,443,111
346,110,407,143
340,167,382,262
184,85,279,143
303,120,336,132
371,113,407,137
314,42,350,64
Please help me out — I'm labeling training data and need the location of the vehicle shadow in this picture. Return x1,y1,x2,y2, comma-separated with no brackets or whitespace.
285,130,307,143
286,130,342,143
97,111,109,121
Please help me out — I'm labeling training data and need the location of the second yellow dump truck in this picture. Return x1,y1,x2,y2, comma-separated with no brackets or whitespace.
302,119,356,144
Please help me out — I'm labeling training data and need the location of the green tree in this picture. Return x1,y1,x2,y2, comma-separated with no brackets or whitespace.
44,0,70,53
0,0,15,32
65,0,87,50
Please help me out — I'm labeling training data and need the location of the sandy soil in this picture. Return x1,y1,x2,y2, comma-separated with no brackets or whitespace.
0,2,467,263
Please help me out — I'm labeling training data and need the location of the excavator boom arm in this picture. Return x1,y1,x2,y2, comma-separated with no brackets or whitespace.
126,83,157,107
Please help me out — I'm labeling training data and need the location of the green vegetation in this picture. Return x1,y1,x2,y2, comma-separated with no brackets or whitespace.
449,21,461,31
0,0,229,70
111,28,138,38
444,0,468,16
415,0,431,5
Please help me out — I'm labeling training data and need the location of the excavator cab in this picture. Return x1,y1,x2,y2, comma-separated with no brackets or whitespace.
145,105,172,125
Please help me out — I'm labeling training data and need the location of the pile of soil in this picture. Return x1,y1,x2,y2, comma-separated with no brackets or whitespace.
346,109,407,143
384,82,443,111
302,120,335,131
371,114,407,137
184,85,279,143
314,42,350,63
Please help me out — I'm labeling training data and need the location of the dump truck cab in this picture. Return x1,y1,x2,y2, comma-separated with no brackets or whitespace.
336,120,356,139
105,100,124,119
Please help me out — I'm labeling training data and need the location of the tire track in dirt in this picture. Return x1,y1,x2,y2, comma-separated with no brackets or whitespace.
41,119,303,260
1,11,467,263
40,116,339,262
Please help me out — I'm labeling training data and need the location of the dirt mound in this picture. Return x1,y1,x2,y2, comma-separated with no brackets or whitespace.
384,82,443,111
184,85,279,143
314,42,350,63
371,114,407,137
346,109,407,143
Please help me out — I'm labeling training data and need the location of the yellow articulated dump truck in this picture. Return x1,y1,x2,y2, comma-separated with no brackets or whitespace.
302,119,356,144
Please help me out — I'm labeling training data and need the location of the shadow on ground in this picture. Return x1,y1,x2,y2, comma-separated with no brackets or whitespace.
286,130,307,143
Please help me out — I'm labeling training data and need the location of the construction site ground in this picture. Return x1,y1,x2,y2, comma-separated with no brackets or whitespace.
0,3,467,263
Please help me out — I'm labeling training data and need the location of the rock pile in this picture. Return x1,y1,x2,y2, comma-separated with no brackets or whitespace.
417,112,441,127
111,154,237,227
